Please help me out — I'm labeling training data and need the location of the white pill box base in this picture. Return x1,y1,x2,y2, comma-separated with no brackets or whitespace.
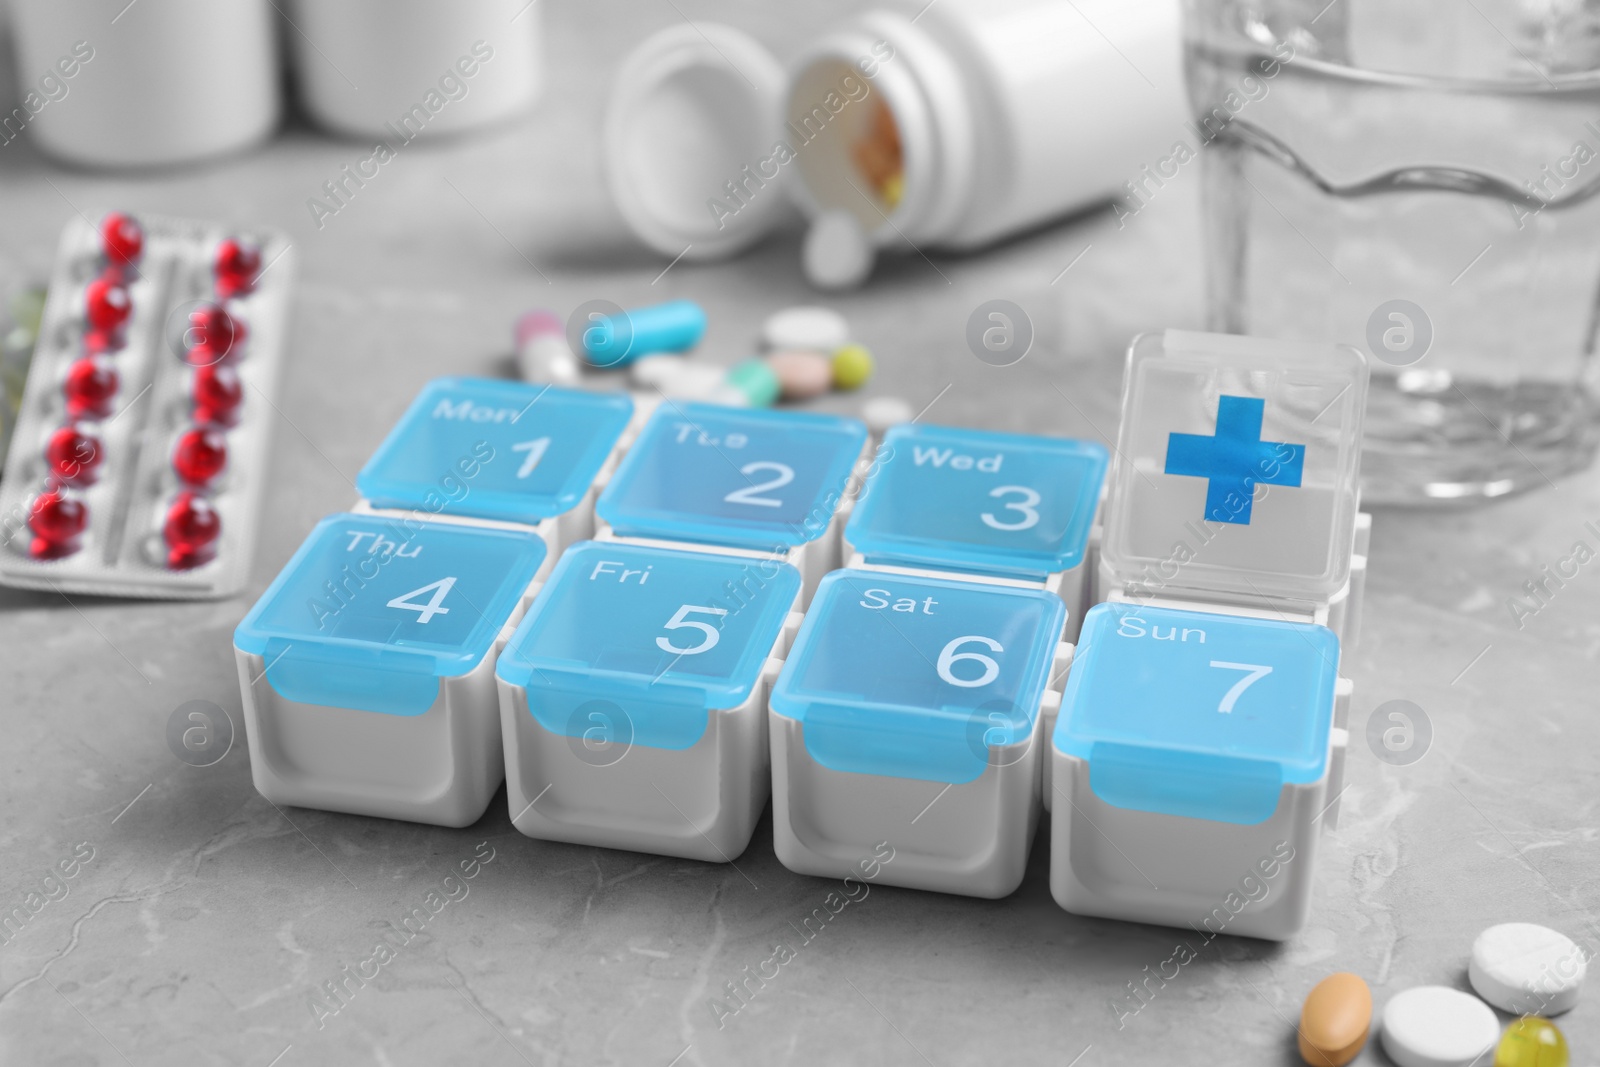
769,689,1063,900
235,576,540,828
1048,756,1328,941
498,653,788,863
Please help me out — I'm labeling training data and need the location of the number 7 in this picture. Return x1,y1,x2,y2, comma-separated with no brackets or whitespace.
1208,661,1272,714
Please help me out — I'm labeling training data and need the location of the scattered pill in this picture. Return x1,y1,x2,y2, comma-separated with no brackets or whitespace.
831,343,874,391
164,490,221,569
767,350,833,401
173,427,228,487
1470,923,1586,1016
85,275,131,334
762,305,850,353
1298,972,1371,1067
28,490,86,557
803,210,875,291
64,358,118,418
46,427,102,486
193,363,244,426
724,358,780,408
861,395,915,436
582,299,705,368
1380,986,1499,1067
101,213,144,270
1494,1016,1569,1067
515,310,583,385
215,237,262,299
633,357,728,401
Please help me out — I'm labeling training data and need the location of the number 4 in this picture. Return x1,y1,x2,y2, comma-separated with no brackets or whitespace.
387,577,456,624
1209,661,1272,713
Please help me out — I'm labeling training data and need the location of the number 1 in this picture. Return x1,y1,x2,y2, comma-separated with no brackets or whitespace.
1208,661,1272,713
512,437,551,478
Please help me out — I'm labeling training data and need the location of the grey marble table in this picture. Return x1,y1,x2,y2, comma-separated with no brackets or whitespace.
1,2,1596,1065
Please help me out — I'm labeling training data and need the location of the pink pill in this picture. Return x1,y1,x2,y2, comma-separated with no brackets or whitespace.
767,350,833,401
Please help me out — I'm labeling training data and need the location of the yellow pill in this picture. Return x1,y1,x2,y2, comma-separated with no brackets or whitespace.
831,344,874,391
1495,1016,1569,1067
1298,972,1371,1066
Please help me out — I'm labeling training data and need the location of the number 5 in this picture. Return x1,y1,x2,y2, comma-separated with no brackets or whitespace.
656,604,728,655
1209,661,1272,713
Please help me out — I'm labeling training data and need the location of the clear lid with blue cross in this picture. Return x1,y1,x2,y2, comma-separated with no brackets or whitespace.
595,402,867,551
234,514,548,715
356,378,633,525
1102,331,1369,603
845,424,1108,580
496,541,802,749
1055,602,1340,825
770,569,1066,785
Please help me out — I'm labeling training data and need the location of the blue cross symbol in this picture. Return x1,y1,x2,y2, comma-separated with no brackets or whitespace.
1163,395,1305,525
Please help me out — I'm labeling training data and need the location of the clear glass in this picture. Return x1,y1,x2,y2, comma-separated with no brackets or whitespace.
1185,0,1600,503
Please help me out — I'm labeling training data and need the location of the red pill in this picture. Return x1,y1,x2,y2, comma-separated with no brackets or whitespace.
172,427,227,486
46,427,103,485
28,490,87,558
214,238,262,298
183,303,245,365
193,363,244,425
163,491,221,568
85,275,131,334
101,213,144,269
64,358,118,418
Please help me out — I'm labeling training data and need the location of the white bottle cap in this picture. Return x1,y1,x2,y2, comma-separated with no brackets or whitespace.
604,24,790,262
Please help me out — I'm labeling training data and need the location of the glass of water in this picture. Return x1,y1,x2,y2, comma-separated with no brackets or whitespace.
1185,0,1600,503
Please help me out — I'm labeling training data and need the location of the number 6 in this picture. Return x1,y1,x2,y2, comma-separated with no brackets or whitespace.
937,635,1002,688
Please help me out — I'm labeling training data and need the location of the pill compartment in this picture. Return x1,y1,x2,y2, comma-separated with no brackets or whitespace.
769,568,1067,898
355,378,634,571
496,540,801,861
594,401,867,604
0,213,293,598
1050,602,1341,941
842,424,1108,639
234,514,547,827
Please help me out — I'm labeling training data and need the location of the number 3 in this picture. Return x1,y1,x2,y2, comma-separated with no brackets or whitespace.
1209,661,1272,713
656,604,729,655
981,486,1040,531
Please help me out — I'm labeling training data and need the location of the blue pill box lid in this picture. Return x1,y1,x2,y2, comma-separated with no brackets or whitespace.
1055,602,1339,825
596,402,867,551
770,569,1066,785
235,514,547,715
846,424,1108,579
496,541,801,749
356,377,633,524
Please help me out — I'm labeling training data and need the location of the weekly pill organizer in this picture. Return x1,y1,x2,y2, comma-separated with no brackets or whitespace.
234,328,1370,937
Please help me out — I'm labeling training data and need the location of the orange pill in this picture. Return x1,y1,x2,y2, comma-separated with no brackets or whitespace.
766,350,833,401
1298,972,1372,1067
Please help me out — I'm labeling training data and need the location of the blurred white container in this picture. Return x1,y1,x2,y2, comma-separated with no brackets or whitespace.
6,0,280,168
604,0,1184,265
287,0,543,140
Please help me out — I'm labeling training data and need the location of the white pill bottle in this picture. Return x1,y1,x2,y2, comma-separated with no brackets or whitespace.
604,0,1183,272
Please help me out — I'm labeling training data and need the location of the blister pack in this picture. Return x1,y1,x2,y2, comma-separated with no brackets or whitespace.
0,213,293,599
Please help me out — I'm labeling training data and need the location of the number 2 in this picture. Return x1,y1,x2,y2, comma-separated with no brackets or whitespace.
723,461,794,508
387,577,456,624
981,485,1041,531
1209,661,1272,713
656,604,728,655
512,437,551,478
